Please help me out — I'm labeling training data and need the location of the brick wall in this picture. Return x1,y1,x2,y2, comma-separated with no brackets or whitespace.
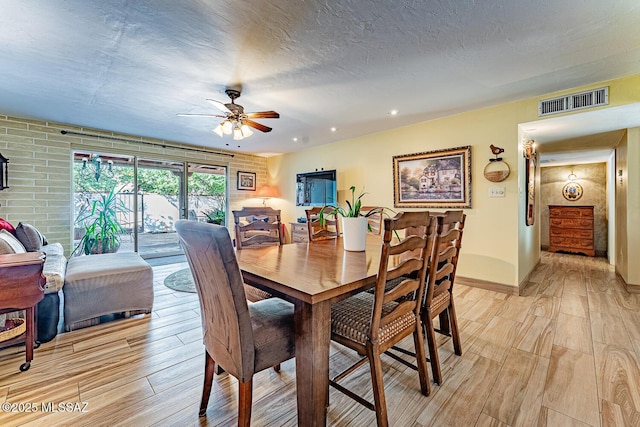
0,114,267,255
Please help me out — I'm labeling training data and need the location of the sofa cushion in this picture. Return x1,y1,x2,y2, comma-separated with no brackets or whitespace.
41,243,67,293
0,229,26,254
15,222,46,252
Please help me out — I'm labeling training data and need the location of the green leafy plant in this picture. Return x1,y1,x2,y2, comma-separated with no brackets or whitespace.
319,186,386,229
203,208,225,225
73,186,129,255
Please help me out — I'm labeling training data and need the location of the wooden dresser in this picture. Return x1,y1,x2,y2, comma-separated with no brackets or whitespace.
548,205,595,257
290,222,309,243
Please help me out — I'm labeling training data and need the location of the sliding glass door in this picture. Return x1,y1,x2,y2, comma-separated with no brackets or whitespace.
73,151,227,259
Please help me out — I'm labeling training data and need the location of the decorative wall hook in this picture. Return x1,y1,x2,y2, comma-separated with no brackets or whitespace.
484,145,509,182
489,144,504,161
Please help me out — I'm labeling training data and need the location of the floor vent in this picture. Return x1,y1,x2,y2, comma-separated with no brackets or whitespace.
538,87,609,116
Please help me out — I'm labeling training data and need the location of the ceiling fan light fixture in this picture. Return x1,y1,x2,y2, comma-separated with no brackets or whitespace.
240,123,253,138
222,120,233,135
233,124,244,141
213,124,224,137
179,88,279,141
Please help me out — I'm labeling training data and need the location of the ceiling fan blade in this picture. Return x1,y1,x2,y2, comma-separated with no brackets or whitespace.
245,111,280,119
244,119,272,133
176,113,226,118
206,99,232,114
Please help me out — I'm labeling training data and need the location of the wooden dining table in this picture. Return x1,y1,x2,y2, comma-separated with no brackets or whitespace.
236,236,385,426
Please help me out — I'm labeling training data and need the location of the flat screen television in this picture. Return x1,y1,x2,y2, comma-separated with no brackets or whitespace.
296,170,337,206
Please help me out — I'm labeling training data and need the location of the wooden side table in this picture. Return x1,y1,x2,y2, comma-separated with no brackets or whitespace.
0,252,45,371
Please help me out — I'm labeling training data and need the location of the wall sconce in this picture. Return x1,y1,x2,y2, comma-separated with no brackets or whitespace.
0,152,8,190
567,172,577,181
255,185,281,206
522,139,537,159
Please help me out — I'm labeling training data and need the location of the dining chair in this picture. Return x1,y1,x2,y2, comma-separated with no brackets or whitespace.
430,210,466,341
232,206,284,249
329,211,435,427
175,220,295,425
360,206,383,235
305,206,340,241
422,210,465,385
232,206,284,302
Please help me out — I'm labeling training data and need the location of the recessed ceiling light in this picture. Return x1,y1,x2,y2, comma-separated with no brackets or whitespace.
292,137,298,142
330,127,337,132
389,109,399,116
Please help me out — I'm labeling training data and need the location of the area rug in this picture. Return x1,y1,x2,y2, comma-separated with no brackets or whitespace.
164,268,196,293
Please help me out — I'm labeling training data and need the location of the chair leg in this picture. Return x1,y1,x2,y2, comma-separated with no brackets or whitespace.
199,352,216,416
367,344,389,427
438,310,451,335
448,300,462,356
412,322,431,396
238,379,253,427
423,313,443,385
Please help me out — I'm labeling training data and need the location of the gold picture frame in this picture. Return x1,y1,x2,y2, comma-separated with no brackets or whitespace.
393,146,471,208
524,147,536,226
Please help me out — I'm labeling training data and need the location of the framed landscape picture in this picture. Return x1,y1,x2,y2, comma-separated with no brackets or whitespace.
393,146,471,208
237,171,256,191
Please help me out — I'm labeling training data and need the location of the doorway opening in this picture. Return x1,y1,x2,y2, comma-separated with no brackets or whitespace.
72,150,227,259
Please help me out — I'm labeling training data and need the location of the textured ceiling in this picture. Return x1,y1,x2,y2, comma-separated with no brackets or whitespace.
1,0,640,157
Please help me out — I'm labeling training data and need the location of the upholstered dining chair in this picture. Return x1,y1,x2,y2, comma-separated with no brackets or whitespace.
422,211,465,385
305,206,340,241
329,211,435,427
175,220,295,425
232,206,284,249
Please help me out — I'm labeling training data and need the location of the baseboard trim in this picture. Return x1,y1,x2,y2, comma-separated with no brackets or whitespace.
616,268,640,294
456,276,519,296
518,260,539,296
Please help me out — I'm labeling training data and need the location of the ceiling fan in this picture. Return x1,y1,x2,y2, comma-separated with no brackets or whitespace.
177,88,279,140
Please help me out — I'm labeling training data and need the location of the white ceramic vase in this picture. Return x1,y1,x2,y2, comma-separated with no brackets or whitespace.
341,216,368,251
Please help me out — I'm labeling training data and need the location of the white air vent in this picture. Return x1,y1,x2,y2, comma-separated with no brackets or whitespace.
538,87,609,116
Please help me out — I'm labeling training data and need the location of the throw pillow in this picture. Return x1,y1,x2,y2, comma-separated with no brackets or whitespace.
15,222,46,252
0,229,27,254
0,238,15,254
0,218,16,235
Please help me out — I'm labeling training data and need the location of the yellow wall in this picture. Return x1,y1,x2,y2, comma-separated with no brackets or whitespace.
269,103,523,288
268,74,640,290
616,127,640,290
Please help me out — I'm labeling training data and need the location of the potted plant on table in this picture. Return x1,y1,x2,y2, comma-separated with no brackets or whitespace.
320,186,384,252
73,186,128,255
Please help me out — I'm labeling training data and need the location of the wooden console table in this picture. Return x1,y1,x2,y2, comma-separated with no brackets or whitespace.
0,252,45,371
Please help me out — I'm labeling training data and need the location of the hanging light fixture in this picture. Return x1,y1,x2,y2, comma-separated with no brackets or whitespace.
215,118,255,141
79,153,114,182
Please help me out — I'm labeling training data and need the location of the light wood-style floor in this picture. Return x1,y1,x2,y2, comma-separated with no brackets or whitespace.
1,252,639,426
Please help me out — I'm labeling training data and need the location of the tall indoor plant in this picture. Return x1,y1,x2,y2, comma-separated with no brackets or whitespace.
73,186,128,255
320,186,383,251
